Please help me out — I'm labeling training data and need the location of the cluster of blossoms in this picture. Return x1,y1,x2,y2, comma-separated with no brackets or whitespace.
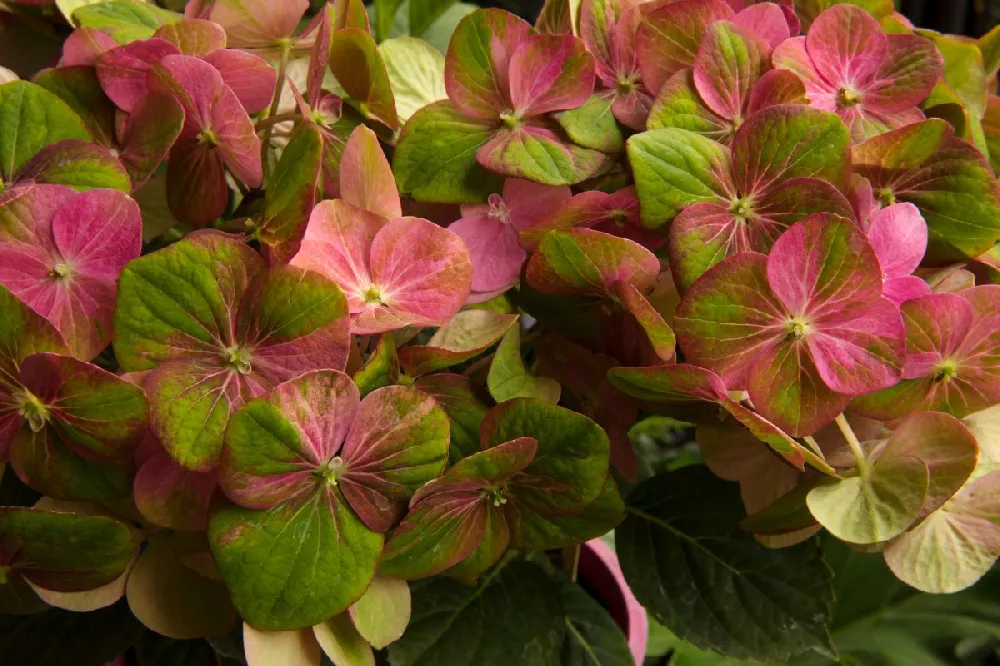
1,0,1000,663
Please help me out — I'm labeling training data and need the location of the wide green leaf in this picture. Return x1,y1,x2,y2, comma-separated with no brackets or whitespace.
0,507,136,592
379,37,447,123
554,94,625,154
393,100,501,203
387,560,565,665
618,466,834,662
73,1,181,44
487,325,561,404
0,81,91,183
557,574,633,666
208,491,382,631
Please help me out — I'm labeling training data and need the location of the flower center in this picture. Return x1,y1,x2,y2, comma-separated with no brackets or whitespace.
316,456,346,488
49,262,72,280
499,110,521,129
482,485,508,508
786,317,811,341
729,196,754,220
15,390,48,433
222,345,253,375
615,76,637,95
486,194,511,224
838,86,862,108
933,359,959,382
878,187,896,206
198,128,218,146
610,209,629,228
363,285,385,305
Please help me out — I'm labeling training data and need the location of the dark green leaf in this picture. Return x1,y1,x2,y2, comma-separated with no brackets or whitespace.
557,575,633,666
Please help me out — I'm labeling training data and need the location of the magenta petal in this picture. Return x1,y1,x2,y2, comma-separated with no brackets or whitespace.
867,202,928,279
449,214,524,293
808,297,905,395
134,438,217,531
745,68,807,114
263,370,360,464
118,93,185,189
60,27,117,67
732,3,790,50
864,33,943,114
339,126,402,221
201,49,277,114
52,189,141,281
97,39,181,113
152,19,228,57
211,85,263,187
772,36,838,110
503,178,572,231
209,0,310,49
804,4,887,89
508,34,596,117
291,200,384,314
361,218,473,333
165,141,229,227
884,275,930,305
446,9,534,120
693,21,768,122
766,215,883,317
901,293,973,379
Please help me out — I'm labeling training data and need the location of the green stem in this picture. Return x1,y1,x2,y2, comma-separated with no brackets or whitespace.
261,41,292,174
256,112,301,131
836,413,870,477
802,435,823,458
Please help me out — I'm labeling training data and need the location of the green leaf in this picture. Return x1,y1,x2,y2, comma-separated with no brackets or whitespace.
379,37,447,124
557,574,633,666
73,1,182,44
329,29,399,131
258,121,323,261
627,127,731,228
0,81,91,182
375,0,407,41
387,560,565,665
409,0,458,39
399,310,517,378
17,140,130,192
554,94,625,154
487,325,561,404
618,465,834,662
510,475,624,550
414,373,488,460
0,600,145,666
393,100,502,203
208,491,383,631
0,507,136,592
314,613,375,666
34,67,117,147
354,333,400,397
348,576,410,650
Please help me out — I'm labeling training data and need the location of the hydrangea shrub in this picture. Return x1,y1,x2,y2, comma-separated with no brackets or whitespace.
0,0,999,664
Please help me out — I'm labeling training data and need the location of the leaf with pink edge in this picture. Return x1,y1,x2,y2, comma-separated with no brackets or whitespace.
59,27,117,67
152,18,227,56
0,507,136,592
379,437,537,580
201,49,277,114
33,69,115,157
0,186,142,360
117,92,184,189
399,310,518,377
339,125,401,220
646,69,729,139
635,0,735,95
115,233,350,470
329,29,399,131
256,121,323,262
481,397,610,518
476,122,607,187
208,0,309,49
610,281,676,364
134,435,217,532
292,201,473,334
884,470,1000,594
15,140,130,192
692,21,768,124
392,101,502,203
444,9,533,120
553,94,626,154
148,54,262,224
96,38,180,113
414,373,489,460
854,289,1000,420
222,372,448,534
983,95,1000,176
0,81,91,184
508,33,595,117
525,228,660,297
675,217,904,435
853,118,1000,260
520,186,658,250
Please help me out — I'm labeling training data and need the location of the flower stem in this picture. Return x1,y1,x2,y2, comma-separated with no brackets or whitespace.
261,41,292,174
836,413,870,477
256,112,301,130
802,435,823,458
